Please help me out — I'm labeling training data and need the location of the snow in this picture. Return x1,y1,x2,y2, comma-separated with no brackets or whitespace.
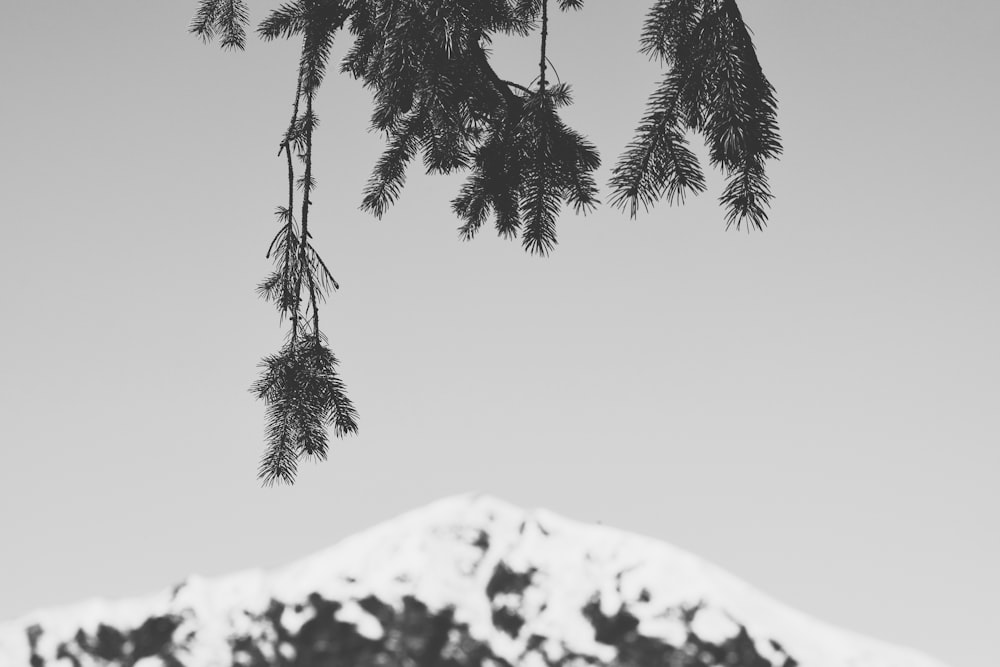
638,613,689,648
333,599,383,640
0,493,951,667
689,606,741,644
133,658,168,667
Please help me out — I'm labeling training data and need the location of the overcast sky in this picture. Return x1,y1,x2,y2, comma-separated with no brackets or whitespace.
1,2,997,666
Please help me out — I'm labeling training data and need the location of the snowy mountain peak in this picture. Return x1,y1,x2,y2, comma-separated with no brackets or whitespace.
0,495,948,667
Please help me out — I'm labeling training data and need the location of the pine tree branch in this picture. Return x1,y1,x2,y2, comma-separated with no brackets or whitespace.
609,68,706,217
253,16,357,485
360,112,423,217
192,0,783,484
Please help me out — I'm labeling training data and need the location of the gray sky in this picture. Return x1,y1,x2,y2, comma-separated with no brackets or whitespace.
1,2,997,666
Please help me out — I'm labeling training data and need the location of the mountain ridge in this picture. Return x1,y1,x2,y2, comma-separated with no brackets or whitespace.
0,494,948,667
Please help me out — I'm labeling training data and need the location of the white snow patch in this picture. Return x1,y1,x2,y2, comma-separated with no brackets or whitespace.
690,605,740,644
279,603,314,636
133,657,167,667
278,642,296,661
638,613,688,648
756,636,787,665
334,599,384,640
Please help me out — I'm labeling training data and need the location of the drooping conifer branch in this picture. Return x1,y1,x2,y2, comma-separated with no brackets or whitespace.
245,3,359,485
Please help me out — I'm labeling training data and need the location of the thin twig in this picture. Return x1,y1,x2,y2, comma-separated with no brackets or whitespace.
294,88,315,345
285,70,304,345
502,79,533,95
545,56,561,85
538,0,549,92
307,242,340,290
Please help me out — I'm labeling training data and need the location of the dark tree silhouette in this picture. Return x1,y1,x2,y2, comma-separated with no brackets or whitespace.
191,0,781,485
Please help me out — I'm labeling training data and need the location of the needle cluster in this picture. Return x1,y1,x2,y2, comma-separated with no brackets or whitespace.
344,0,598,255
610,0,782,229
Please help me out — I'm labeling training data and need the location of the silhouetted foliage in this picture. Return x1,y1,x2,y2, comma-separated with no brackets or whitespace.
191,0,781,483
48,615,183,667
30,587,800,667
582,596,640,646
485,561,536,638
486,561,535,600
225,592,508,666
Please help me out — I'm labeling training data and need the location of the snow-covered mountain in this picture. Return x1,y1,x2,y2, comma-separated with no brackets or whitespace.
0,495,948,667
